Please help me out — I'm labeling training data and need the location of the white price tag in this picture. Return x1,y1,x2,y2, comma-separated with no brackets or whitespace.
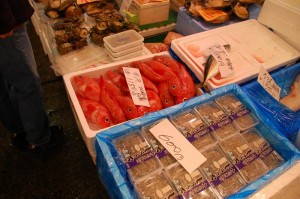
207,44,234,78
150,119,207,174
257,66,281,101
123,67,150,107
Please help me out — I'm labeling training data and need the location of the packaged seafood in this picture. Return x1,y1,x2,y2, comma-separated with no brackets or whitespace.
170,109,216,150
113,131,161,181
194,101,240,140
215,93,259,131
142,121,177,167
165,163,218,199
200,145,246,198
242,128,284,171
134,170,179,199
218,134,268,183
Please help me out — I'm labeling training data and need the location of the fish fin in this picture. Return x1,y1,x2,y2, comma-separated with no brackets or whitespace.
199,82,211,94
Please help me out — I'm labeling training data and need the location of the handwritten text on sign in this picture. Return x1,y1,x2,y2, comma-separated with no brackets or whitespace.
150,119,206,174
123,67,150,107
257,66,281,101
207,44,234,78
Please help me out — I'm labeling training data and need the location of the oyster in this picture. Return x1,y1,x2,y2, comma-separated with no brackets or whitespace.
57,43,73,55
93,21,109,35
90,32,105,46
58,0,74,12
108,19,124,33
45,9,60,19
53,18,81,30
54,30,70,43
73,40,88,50
238,0,258,3
47,0,61,10
205,0,231,8
232,2,249,19
65,5,83,19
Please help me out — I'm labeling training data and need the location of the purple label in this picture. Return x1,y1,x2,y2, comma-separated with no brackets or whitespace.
187,126,212,143
259,145,274,160
235,152,259,170
210,117,233,131
125,149,156,169
156,148,169,159
211,166,238,187
230,108,250,120
181,180,210,198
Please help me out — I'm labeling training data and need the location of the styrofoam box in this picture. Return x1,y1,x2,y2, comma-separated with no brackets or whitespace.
258,0,300,51
103,30,144,53
171,19,300,90
63,52,172,162
128,0,170,25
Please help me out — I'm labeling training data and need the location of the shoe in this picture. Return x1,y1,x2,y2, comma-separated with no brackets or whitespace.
11,133,29,151
28,125,64,156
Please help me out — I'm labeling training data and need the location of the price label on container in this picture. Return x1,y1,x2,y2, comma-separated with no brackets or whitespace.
150,119,207,174
207,44,234,78
257,66,281,101
123,67,150,107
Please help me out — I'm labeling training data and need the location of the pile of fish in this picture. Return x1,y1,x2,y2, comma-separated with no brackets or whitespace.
185,0,259,23
73,55,196,129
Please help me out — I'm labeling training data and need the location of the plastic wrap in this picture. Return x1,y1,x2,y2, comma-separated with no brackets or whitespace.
242,62,300,142
95,84,300,199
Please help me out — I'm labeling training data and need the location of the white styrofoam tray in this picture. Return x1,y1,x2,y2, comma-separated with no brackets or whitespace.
171,19,300,90
63,52,173,162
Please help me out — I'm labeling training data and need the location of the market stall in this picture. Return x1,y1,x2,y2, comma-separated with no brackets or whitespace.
30,0,300,198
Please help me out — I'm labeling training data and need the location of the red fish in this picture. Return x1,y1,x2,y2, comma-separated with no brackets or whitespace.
144,60,177,79
137,105,150,116
158,82,175,108
131,61,170,83
76,95,112,129
147,90,163,112
73,75,100,102
177,63,196,98
99,76,126,124
153,56,181,76
114,95,139,120
103,78,124,96
106,70,130,93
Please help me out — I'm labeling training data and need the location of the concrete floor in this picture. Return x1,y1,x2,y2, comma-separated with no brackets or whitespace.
0,22,109,198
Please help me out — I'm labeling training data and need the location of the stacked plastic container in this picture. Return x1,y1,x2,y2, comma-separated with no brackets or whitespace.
103,30,145,62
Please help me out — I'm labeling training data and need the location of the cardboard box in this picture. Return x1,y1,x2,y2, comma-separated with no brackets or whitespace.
258,0,300,51
128,0,170,25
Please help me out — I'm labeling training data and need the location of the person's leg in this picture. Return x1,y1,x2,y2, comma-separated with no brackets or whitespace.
0,24,50,146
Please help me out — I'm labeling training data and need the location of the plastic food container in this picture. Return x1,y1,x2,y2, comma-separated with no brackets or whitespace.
200,145,246,198
171,19,300,90
134,170,178,198
113,130,161,181
170,109,216,150
165,163,218,198
104,43,144,58
215,93,259,131
242,128,284,171
194,101,240,140
103,29,144,53
218,134,268,183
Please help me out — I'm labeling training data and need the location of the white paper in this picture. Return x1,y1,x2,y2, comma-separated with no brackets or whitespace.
257,66,281,101
150,119,207,174
123,67,150,107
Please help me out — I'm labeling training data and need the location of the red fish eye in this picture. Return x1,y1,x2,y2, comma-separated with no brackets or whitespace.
105,117,110,123
128,108,132,112
165,99,169,104
172,85,176,89
183,97,188,101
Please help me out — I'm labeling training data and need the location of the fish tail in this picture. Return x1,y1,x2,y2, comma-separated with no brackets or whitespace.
199,82,211,94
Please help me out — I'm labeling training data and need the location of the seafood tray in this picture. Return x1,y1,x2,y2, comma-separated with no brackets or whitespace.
165,163,218,198
63,52,198,161
94,84,300,199
170,109,216,150
194,101,240,140
171,19,300,90
218,134,268,183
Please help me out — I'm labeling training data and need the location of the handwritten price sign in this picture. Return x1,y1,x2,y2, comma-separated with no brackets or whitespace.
150,119,206,174
257,66,281,101
123,67,150,107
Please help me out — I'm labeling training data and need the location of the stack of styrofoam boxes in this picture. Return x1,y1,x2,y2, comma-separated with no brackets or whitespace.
103,30,144,62
257,0,300,51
